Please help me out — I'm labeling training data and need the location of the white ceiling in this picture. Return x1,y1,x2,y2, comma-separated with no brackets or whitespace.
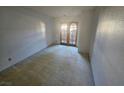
27,6,95,18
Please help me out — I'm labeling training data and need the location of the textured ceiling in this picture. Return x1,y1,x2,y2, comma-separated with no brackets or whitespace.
27,6,95,18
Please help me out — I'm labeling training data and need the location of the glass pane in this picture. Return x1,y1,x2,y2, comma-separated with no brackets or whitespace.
61,24,68,43
69,23,77,45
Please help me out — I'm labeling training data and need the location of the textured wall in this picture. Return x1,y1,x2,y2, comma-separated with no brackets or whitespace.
78,10,94,54
91,7,124,85
89,8,99,57
0,7,54,71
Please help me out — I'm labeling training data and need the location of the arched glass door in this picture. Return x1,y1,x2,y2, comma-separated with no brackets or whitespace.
60,24,68,44
69,23,78,46
60,22,78,46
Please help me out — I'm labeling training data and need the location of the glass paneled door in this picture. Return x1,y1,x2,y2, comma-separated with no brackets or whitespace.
69,23,78,46
60,23,78,46
60,24,68,44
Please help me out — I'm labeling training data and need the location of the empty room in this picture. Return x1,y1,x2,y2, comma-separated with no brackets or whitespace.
0,6,124,86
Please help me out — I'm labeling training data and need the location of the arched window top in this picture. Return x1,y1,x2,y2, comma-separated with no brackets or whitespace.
70,23,77,27
70,23,77,31
61,24,67,30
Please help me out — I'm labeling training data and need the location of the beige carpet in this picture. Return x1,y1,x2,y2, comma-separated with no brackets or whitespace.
0,45,94,86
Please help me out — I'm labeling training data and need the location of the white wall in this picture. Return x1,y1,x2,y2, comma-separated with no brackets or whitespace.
78,10,94,54
89,8,99,57
91,7,124,85
0,7,54,72
54,10,94,54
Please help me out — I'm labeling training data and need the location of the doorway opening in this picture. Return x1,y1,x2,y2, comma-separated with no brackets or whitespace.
60,22,78,46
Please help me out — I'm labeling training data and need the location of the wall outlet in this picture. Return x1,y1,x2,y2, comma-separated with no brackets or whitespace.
8,58,12,61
